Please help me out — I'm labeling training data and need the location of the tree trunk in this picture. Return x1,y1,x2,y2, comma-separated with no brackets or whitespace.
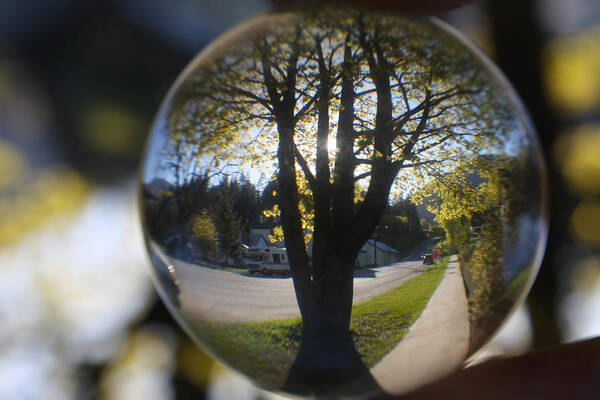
262,29,382,397
332,37,356,243
285,249,380,396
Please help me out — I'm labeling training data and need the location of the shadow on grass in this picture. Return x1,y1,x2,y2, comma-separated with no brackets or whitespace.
186,260,448,394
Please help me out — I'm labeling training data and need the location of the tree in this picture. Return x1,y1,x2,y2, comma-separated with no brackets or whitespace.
159,7,515,394
413,154,537,350
376,198,425,252
190,209,218,259
210,180,245,262
234,176,263,225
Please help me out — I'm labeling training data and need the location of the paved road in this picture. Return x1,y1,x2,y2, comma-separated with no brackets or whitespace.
170,257,427,322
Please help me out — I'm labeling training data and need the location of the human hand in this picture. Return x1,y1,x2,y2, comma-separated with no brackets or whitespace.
395,337,600,399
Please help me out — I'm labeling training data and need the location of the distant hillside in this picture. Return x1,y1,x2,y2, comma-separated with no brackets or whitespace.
143,178,172,199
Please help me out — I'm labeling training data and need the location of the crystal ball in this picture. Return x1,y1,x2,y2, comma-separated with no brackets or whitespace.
139,6,547,398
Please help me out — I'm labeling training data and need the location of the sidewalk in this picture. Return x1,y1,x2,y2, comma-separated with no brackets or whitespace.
370,256,470,395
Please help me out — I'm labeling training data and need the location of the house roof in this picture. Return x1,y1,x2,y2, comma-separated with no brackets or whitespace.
246,233,285,249
366,239,401,254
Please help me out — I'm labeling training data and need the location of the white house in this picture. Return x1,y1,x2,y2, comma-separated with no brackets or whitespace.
356,239,402,267
243,225,401,269
243,225,284,249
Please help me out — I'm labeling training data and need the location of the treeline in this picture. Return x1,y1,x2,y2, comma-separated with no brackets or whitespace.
374,200,425,253
142,175,424,263
142,176,265,263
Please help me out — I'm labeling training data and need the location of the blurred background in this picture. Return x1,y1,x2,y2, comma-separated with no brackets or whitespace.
1,0,599,399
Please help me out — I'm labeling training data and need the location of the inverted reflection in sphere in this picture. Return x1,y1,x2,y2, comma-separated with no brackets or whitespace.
140,7,547,399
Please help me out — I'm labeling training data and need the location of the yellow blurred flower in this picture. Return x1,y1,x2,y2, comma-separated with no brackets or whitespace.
178,338,215,389
570,256,600,292
554,125,600,197
570,199,600,247
100,328,176,400
0,167,90,247
0,140,26,188
544,27,600,114
79,101,144,156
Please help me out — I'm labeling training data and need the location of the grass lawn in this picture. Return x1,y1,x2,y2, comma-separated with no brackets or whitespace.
350,258,448,366
505,266,533,301
188,259,448,389
221,266,249,274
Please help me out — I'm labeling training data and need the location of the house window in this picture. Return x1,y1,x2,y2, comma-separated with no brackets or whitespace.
273,254,281,264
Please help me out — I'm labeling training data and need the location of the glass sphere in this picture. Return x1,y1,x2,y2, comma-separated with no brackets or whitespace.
139,6,547,399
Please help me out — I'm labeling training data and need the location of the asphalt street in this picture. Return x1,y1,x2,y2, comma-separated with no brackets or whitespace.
171,258,428,322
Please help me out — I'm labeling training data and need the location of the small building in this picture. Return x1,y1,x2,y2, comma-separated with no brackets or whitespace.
242,225,290,274
243,246,290,274
356,239,402,267
243,225,401,269
242,224,284,249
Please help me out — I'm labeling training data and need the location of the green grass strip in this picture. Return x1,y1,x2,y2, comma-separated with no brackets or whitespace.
351,259,447,366
504,266,532,301
189,259,448,388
